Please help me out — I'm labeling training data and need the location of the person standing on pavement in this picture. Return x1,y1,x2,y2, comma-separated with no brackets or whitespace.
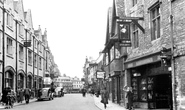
1,87,8,106
123,86,133,110
19,89,24,103
24,88,31,104
101,87,109,109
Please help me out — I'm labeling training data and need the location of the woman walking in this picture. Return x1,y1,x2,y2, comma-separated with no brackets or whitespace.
101,87,109,109
123,86,133,110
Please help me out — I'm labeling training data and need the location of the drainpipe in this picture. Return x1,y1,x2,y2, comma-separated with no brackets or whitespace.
15,20,18,92
169,1,177,110
25,29,28,88
33,36,35,94
2,4,5,90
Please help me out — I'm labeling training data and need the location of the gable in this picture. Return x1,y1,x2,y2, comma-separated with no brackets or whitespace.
16,0,24,20
25,9,34,30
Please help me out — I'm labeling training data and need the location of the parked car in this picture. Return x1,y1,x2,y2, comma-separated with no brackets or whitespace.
37,88,54,101
63,89,67,94
54,87,63,97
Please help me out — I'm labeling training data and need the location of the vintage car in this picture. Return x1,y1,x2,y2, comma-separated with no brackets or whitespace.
54,87,63,97
37,88,54,101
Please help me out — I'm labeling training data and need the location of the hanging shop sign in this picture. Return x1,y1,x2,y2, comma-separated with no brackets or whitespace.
23,40,31,47
96,71,105,79
119,24,131,47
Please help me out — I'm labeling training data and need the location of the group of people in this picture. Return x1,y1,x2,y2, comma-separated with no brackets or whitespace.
0,87,32,109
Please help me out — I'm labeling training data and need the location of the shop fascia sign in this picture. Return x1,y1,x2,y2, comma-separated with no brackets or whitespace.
96,71,105,79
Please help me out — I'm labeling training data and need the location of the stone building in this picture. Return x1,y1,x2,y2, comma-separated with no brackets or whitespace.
0,0,58,96
101,0,185,110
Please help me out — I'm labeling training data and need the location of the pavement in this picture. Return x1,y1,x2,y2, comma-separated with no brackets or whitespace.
93,95,126,110
0,95,126,110
0,98,37,109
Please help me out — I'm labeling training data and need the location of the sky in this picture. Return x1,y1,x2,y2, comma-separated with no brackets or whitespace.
23,0,113,79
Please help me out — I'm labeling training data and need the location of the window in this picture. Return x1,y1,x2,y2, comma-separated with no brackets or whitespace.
39,57,42,69
18,24,24,36
28,50,32,65
0,32,2,53
0,9,2,24
150,4,160,41
35,40,37,49
7,13,13,28
18,74,24,89
19,44,24,61
28,76,32,89
5,72,13,88
110,46,114,61
132,0,137,6
132,24,139,48
115,48,120,59
7,37,13,55
34,54,37,67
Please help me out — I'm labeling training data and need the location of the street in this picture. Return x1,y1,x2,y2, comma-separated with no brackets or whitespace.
10,94,100,110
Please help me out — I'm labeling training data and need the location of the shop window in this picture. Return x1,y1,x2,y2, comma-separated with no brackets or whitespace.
150,3,160,41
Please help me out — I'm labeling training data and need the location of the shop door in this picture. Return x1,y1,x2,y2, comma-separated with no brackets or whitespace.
155,74,172,109
117,77,120,104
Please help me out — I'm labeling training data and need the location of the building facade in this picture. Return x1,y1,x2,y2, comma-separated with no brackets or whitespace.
0,0,59,97
53,75,72,93
100,0,185,110
71,76,84,92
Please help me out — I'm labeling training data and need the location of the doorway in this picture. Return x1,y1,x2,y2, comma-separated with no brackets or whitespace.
155,74,172,109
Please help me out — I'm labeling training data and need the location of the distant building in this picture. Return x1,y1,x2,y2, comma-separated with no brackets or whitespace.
53,75,72,93
71,76,84,93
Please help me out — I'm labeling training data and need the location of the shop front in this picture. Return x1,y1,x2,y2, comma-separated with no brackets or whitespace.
125,54,173,109
110,71,121,104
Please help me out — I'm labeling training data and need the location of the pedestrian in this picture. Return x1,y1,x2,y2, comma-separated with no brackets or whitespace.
5,87,14,109
123,86,133,110
82,88,86,97
100,87,109,109
24,88,31,104
19,89,24,103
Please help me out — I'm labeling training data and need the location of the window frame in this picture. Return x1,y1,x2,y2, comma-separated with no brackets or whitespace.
7,37,13,55
7,13,13,28
132,24,139,48
28,50,32,65
19,44,24,61
150,3,160,41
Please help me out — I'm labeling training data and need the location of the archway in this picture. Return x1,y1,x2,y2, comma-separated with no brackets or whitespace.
27,74,32,89
18,70,25,89
5,66,16,89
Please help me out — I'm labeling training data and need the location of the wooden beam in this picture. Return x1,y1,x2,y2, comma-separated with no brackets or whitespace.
116,16,144,21
132,20,145,33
